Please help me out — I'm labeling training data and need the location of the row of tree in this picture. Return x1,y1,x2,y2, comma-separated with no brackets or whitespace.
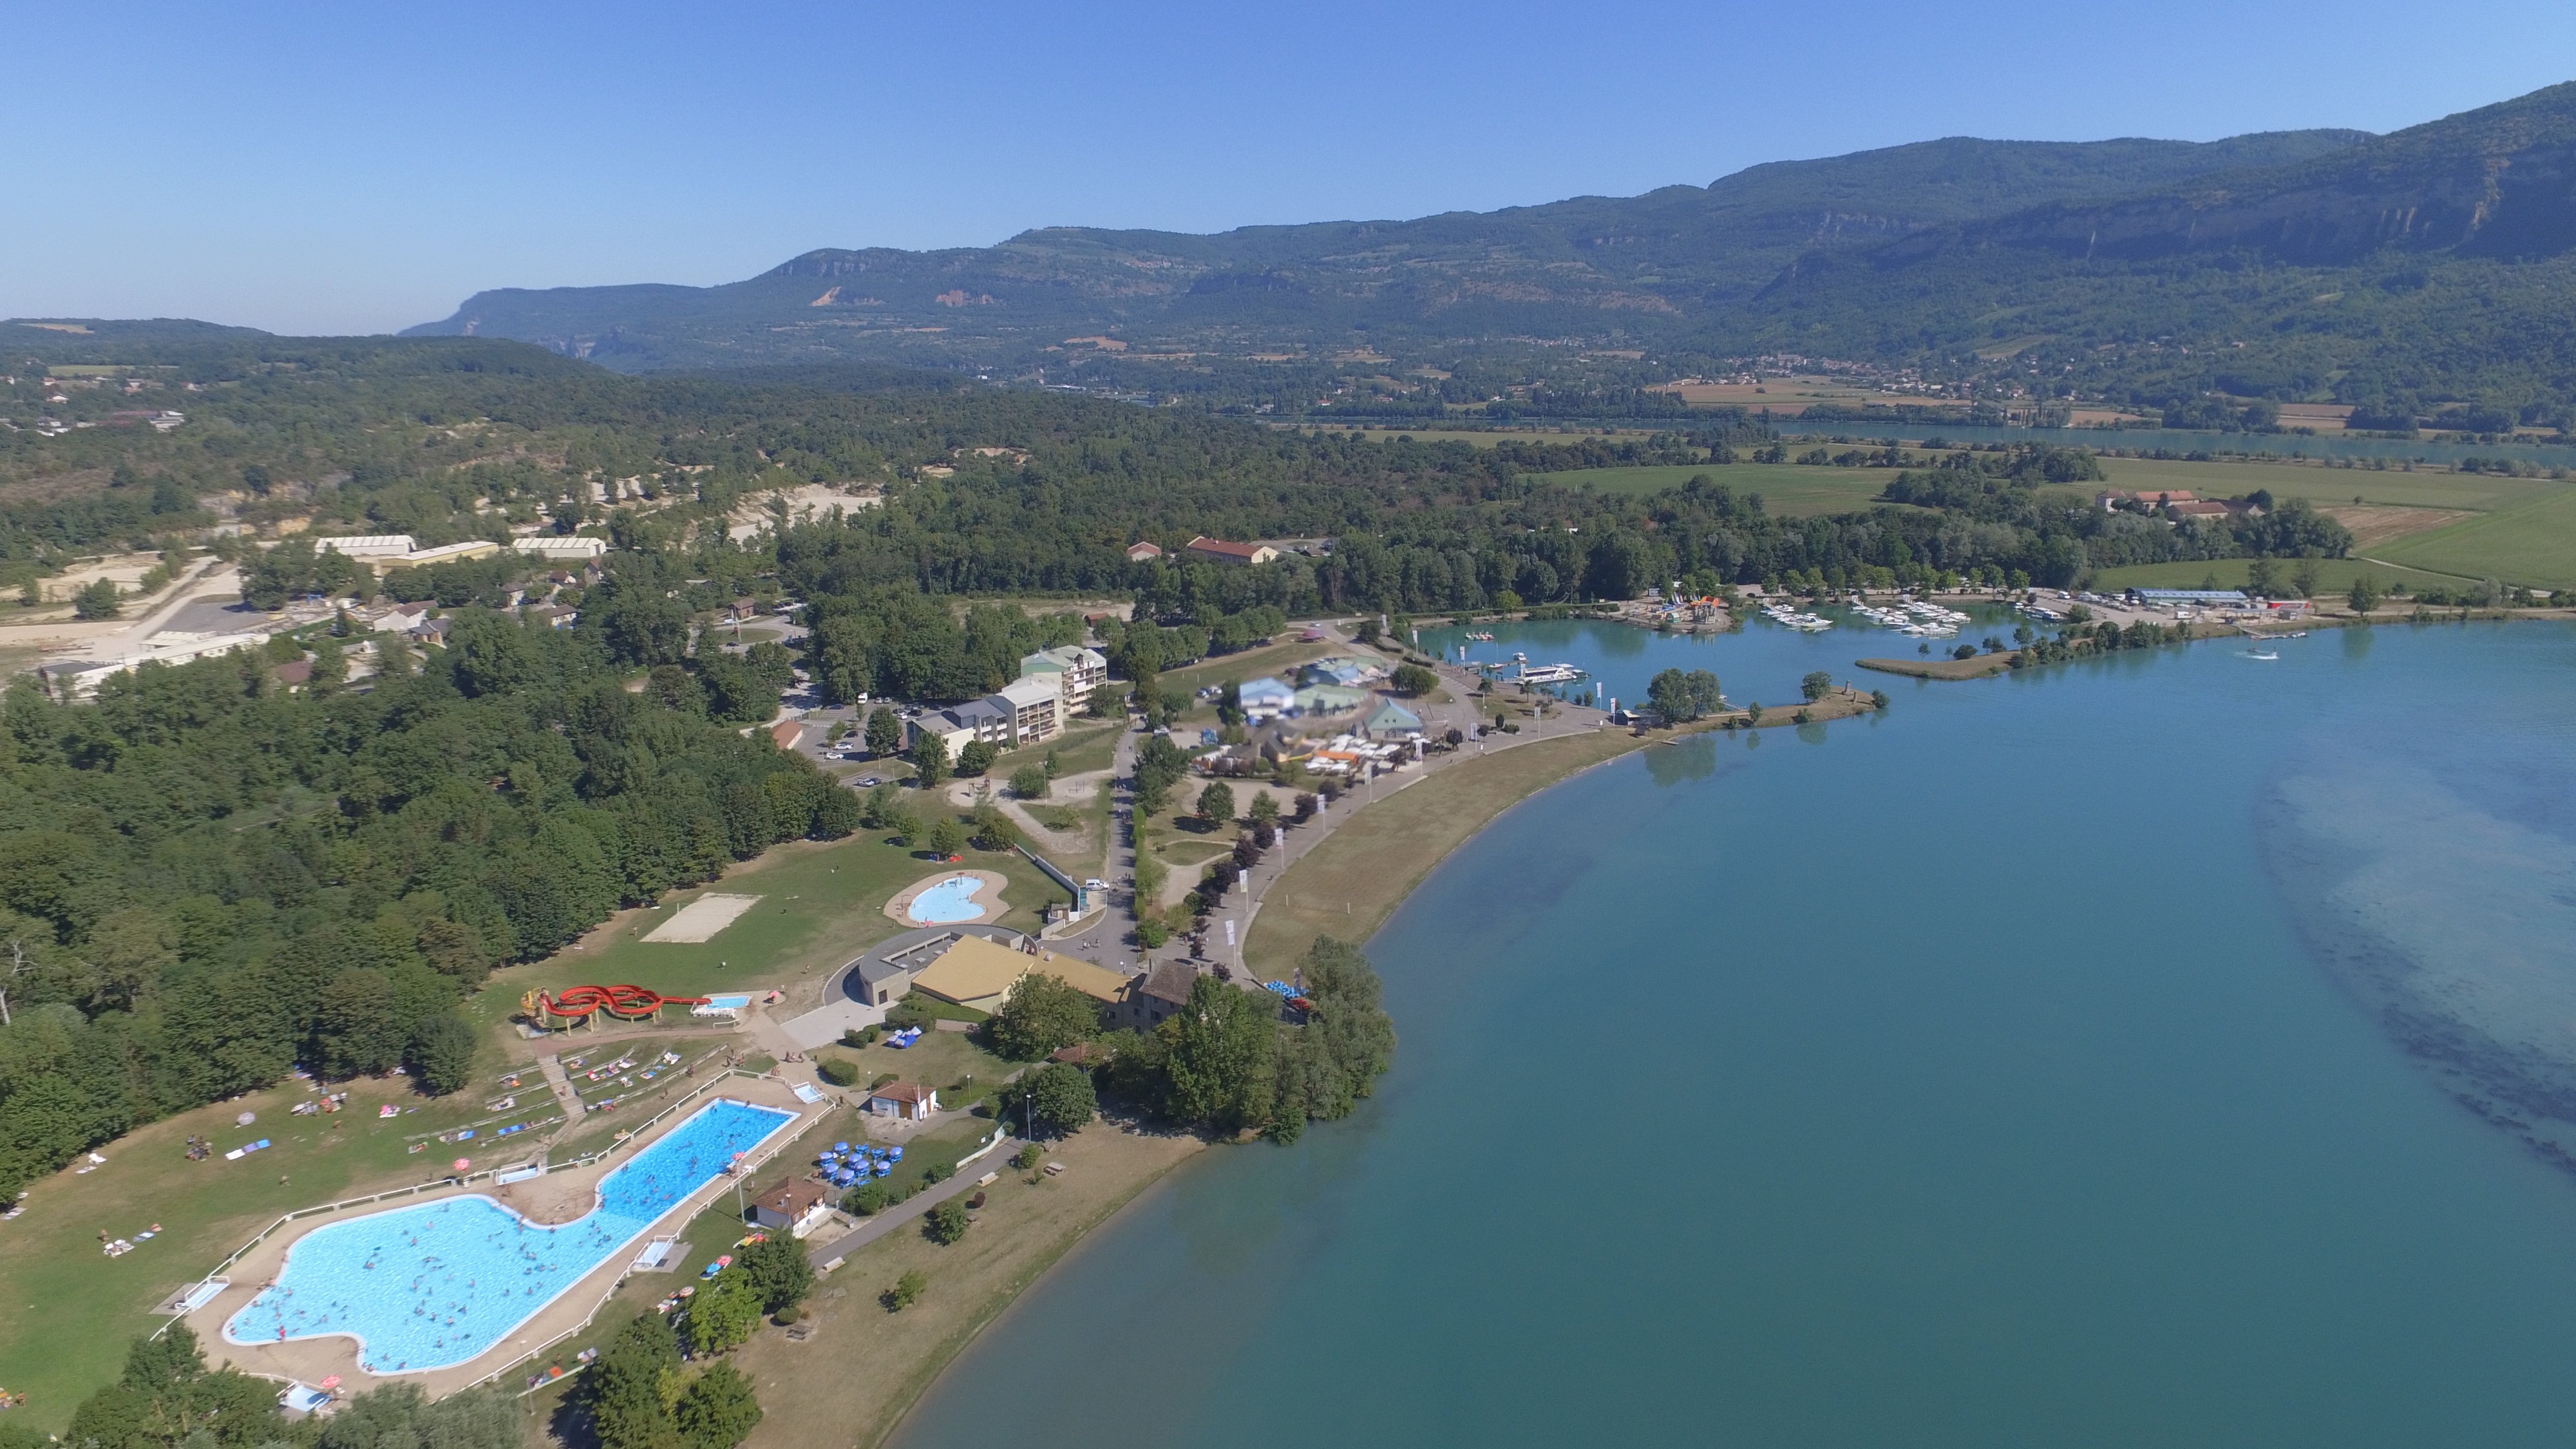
973,936,1397,1144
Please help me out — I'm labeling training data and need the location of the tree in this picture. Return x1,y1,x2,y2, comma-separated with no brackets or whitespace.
925,1198,969,1244
1274,936,1397,1129
307,634,349,695
676,1364,761,1449
889,806,925,848
1133,733,1189,814
927,817,966,858
319,1384,520,1449
864,706,903,757
73,578,120,620
885,1270,927,1311
2348,573,2384,614
1389,663,1437,695
989,972,1100,1060
1028,1059,1099,1133
404,1012,477,1095
1247,790,1280,827
734,1234,814,1316
67,1325,288,1449
970,801,1019,852
911,732,949,788
1161,974,1277,1132
687,1269,763,1355
582,1314,682,1449
1951,643,1978,659
998,1059,1098,1135
1009,764,1049,799
1645,667,1720,722
1195,781,1236,829
2291,557,2323,599
1800,670,1833,703
955,739,996,777
2246,556,2284,598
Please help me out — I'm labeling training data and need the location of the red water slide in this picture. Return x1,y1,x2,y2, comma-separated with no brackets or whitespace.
521,984,712,1025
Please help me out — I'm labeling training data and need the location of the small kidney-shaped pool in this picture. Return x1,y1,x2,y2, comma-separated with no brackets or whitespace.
907,874,987,923
225,1097,795,1374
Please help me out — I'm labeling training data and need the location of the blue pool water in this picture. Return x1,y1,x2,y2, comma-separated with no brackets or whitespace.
705,994,752,1009
224,1097,794,1374
907,875,983,923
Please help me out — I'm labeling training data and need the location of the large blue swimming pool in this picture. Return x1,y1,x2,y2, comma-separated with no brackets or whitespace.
224,1097,795,1374
906,875,985,923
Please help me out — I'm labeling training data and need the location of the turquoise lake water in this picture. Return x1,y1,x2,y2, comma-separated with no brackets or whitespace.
893,617,2576,1447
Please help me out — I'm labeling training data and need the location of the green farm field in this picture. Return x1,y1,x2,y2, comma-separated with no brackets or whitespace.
2371,487,2576,589
2096,457,2564,513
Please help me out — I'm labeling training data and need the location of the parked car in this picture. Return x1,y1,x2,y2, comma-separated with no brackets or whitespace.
1084,878,1110,891
855,777,880,788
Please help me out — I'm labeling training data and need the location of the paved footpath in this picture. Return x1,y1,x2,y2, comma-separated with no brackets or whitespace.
804,1126,1028,1271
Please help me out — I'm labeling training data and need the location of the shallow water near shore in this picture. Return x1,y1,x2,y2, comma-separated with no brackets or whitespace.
891,620,2576,1448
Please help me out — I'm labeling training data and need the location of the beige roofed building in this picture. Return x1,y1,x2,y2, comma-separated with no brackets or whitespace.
1183,536,1280,566
909,934,1130,1013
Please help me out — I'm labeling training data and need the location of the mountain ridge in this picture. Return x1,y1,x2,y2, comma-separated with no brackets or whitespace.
402,128,2372,369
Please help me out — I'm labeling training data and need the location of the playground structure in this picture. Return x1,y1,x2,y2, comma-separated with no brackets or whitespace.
521,984,713,1031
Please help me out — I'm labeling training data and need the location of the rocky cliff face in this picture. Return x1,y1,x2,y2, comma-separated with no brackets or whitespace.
1881,82,2576,268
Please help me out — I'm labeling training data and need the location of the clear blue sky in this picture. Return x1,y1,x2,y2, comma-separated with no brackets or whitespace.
12,0,2573,336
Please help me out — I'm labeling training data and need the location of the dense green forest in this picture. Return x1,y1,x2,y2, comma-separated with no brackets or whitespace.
0,603,853,1202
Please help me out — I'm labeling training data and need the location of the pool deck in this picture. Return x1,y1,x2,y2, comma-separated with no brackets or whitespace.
182,1074,822,1399
881,869,1009,927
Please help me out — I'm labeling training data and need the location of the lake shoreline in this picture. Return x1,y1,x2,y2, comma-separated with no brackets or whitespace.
851,694,1881,1448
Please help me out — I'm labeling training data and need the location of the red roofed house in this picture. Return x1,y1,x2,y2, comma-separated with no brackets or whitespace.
1184,536,1280,566
1126,541,1163,562
769,720,804,751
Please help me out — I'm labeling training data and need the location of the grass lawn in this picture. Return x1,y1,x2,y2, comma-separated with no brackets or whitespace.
465,831,1072,1050
0,1074,507,1430
819,1030,1014,1115
1528,463,1908,516
1160,639,1343,699
2088,557,2459,594
2371,486,2576,589
1016,721,1120,778
1245,726,1651,978
717,1120,1203,1449
1149,838,1235,869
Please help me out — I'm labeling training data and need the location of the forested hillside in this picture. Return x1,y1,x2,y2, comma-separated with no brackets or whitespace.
1732,82,2576,424
395,130,2367,372
379,79,2576,422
